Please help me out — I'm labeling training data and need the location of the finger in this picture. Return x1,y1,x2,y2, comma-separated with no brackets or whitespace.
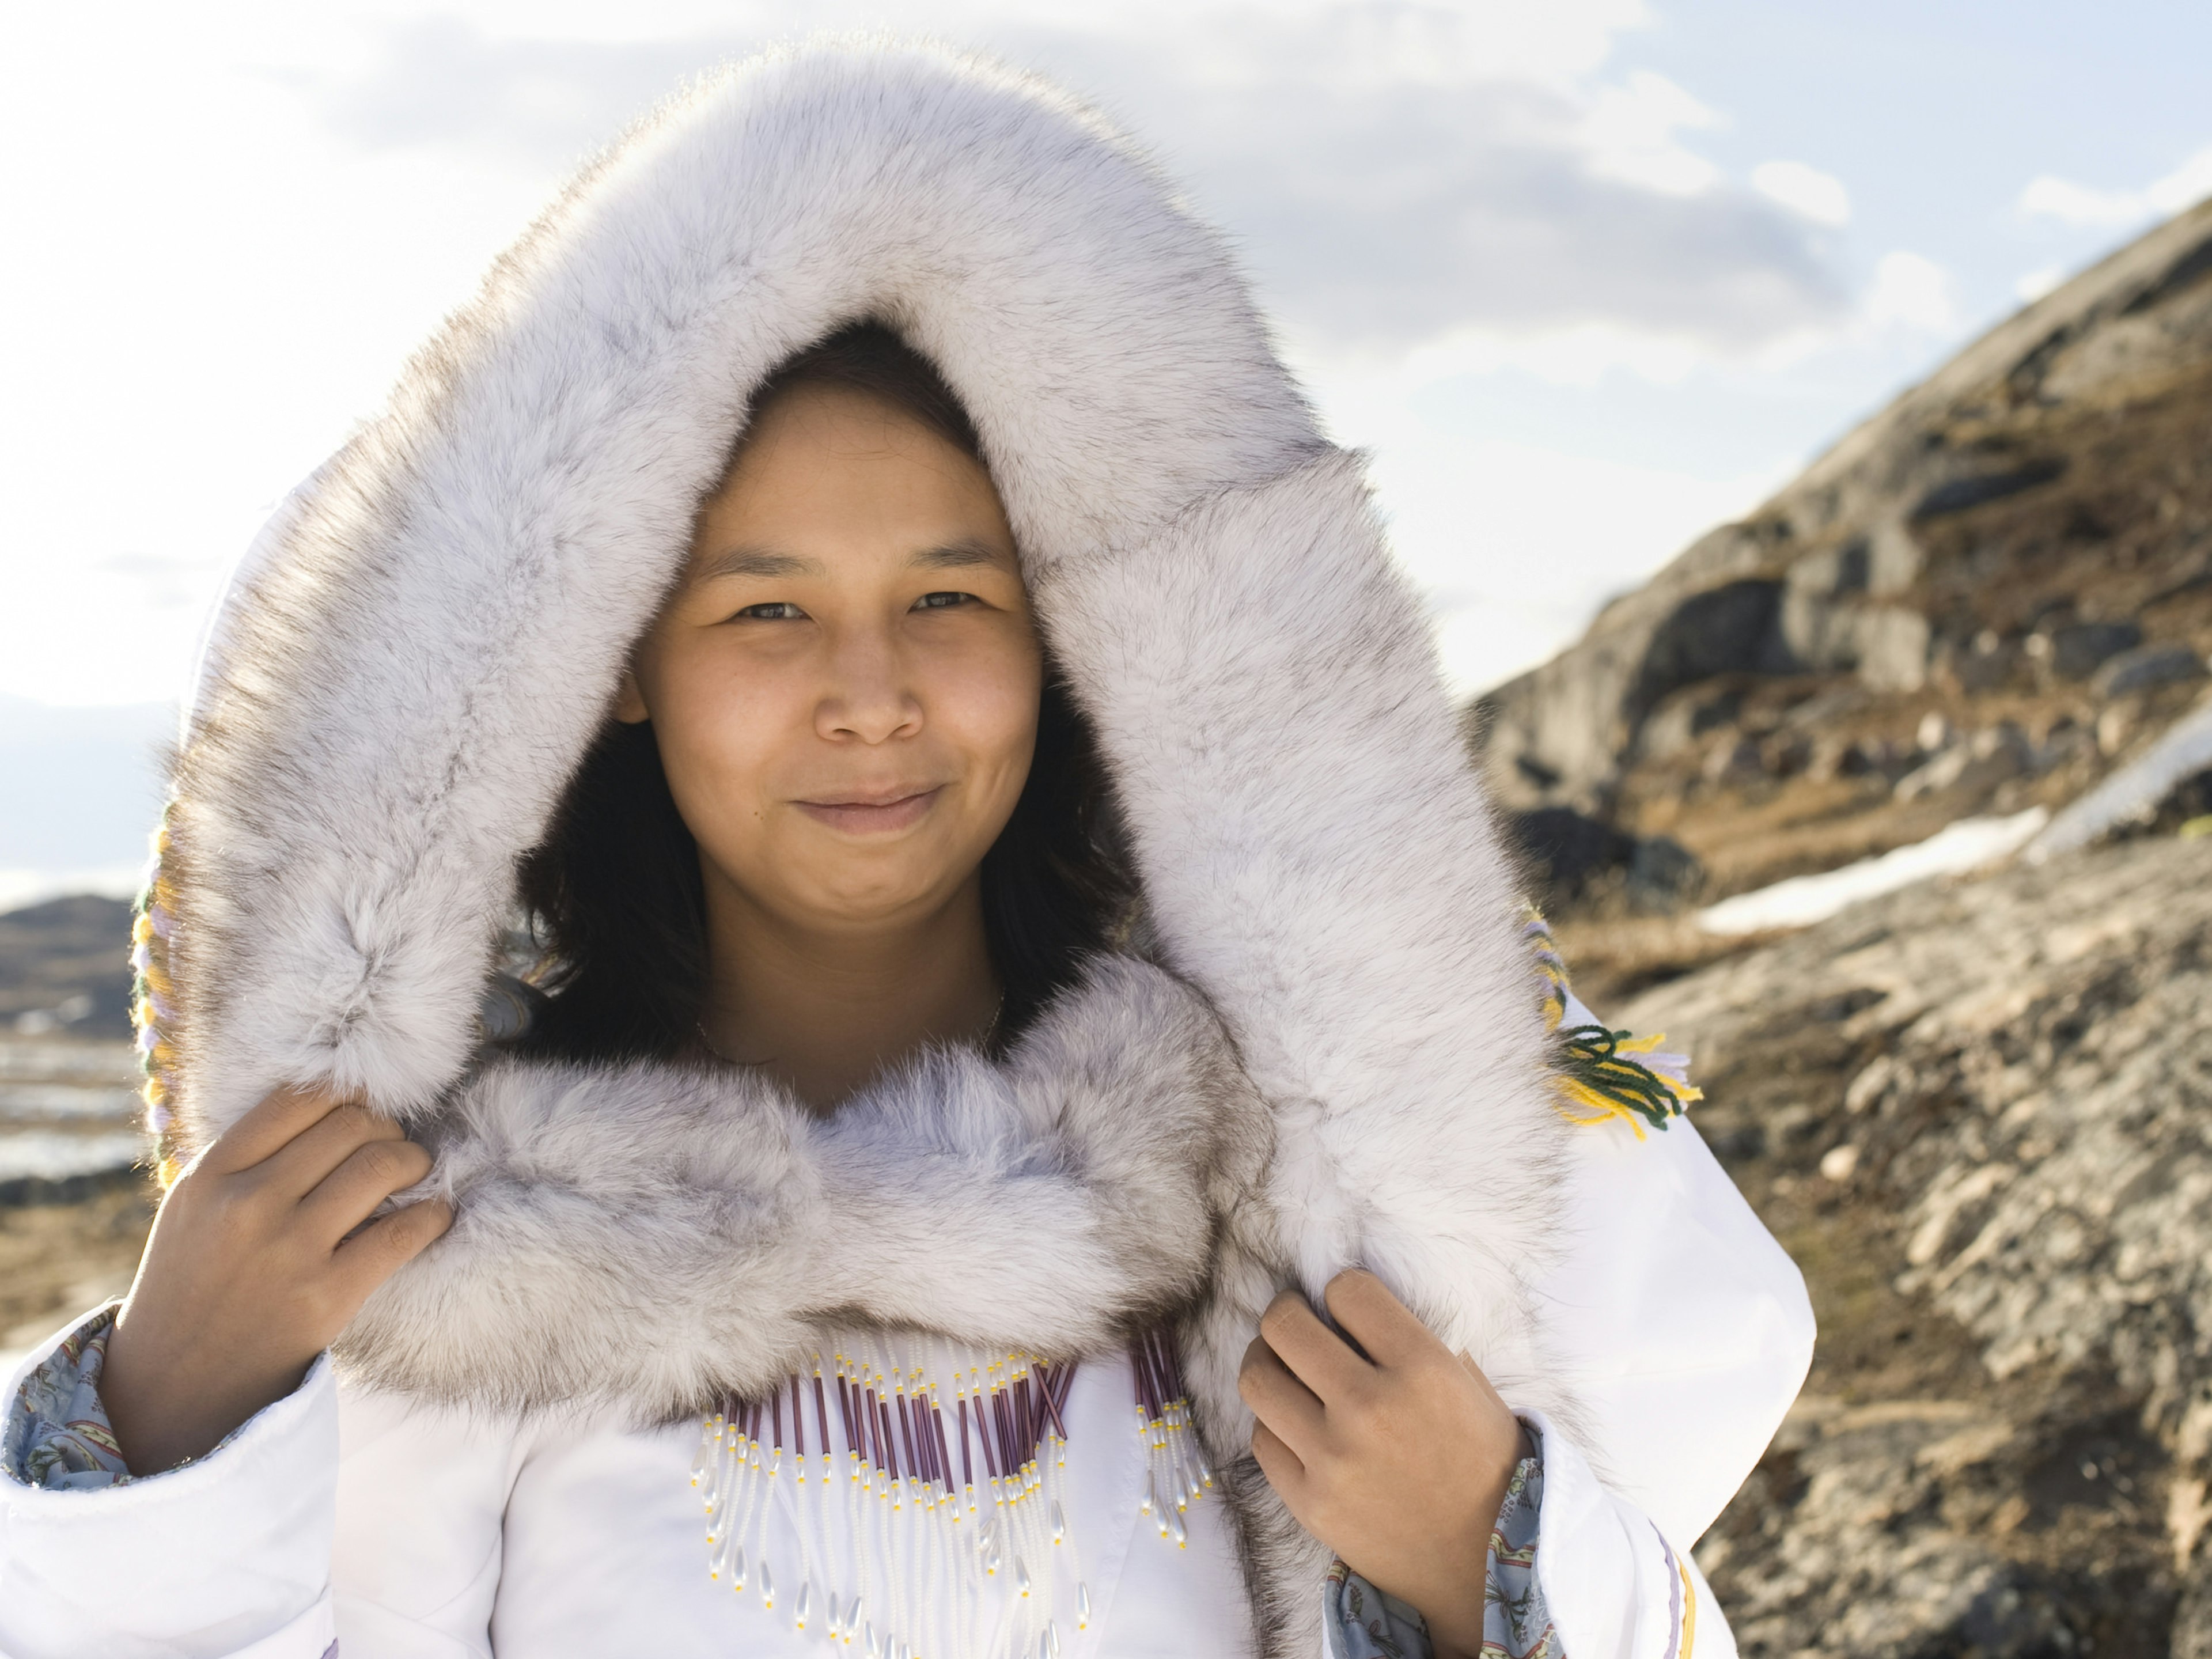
200,1084,354,1176
255,1101,408,1202
1323,1269,1442,1371
1238,1335,1326,1457
1257,1291,1370,1402
331,1197,454,1300
297,1137,435,1247
1249,1419,1309,1505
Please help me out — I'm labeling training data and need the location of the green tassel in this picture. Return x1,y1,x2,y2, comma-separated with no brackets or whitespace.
1555,1024,1688,1131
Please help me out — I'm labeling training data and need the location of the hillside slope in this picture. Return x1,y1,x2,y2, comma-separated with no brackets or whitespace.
1479,199,2212,909
1480,199,2212,1656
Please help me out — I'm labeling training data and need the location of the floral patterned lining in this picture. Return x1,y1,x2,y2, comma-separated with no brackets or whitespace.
5,1305,134,1490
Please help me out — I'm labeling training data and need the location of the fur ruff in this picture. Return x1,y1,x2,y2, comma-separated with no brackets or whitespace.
152,41,1573,1659
337,955,1268,1417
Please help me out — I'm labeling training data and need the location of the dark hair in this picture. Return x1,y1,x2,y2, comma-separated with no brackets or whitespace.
516,322,1134,1061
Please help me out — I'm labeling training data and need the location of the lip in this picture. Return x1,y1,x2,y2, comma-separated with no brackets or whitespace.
793,786,944,835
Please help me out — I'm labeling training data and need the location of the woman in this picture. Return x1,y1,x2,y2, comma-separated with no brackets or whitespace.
0,43,1810,1659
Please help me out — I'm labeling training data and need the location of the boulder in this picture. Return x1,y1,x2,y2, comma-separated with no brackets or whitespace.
1505,807,1705,912
2052,620,2145,682
2094,643,2209,699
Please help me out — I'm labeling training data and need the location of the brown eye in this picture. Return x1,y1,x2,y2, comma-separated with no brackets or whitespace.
734,601,805,621
913,591,975,611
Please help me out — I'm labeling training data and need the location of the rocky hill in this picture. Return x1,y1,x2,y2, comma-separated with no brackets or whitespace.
0,895,138,1039
1479,197,2212,916
1490,200,2212,1654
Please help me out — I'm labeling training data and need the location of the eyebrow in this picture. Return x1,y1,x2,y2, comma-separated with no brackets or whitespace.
695,547,827,581
909,538,1007,571
694,539,1010,581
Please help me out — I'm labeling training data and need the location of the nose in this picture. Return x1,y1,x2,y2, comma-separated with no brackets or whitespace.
815,626,923,745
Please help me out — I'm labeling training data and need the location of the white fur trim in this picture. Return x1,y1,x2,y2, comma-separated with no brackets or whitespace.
165,40,1317,1134
156,41,1569,1659
337,956,1268,1416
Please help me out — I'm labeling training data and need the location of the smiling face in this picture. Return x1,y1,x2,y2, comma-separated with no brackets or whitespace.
618,382,1042,938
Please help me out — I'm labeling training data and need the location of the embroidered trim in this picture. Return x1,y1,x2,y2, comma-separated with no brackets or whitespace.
1651,1521,1697,1659
131,810,184,1188
1522,910,1572,1033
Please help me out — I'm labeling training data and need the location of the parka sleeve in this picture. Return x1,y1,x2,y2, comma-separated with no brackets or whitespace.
0,1305,517,1659
1,1308,346,1659
1487,980,1806,1659
1520,1412,1738,1659
1532,984,1813,1551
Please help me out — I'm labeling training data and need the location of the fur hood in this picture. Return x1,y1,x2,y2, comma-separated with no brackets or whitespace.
134,41,1571,1658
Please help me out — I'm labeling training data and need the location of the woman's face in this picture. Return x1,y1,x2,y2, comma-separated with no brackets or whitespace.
619,384,1041,935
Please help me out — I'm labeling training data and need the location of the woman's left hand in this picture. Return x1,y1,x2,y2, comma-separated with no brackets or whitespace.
1240,1268,1531,1659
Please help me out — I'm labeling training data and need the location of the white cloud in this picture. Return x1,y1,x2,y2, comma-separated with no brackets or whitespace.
1388,322,1710,388
290,12,1847,363
1301,354,1797,695
1417,441,1788,695
0,0,1855,715
1578,69,1725,196
1751,160,1850,227
2018,175,2146,229
1865,251,1957,335
2018,143,2212,229
2016,266,2065,304
2147,147,2212,215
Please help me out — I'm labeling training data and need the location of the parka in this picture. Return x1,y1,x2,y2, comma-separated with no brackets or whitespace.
0,41,1811,1659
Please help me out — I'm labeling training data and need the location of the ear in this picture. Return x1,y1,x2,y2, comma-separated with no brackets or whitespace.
613,666,650,725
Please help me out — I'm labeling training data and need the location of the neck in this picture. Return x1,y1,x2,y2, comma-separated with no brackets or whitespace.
696,866,1002,1113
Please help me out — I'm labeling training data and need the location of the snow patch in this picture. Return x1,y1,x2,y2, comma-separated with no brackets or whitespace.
1698,808,2050,936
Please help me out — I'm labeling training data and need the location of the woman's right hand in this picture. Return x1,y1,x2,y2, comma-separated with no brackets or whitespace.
100,1086,454,1475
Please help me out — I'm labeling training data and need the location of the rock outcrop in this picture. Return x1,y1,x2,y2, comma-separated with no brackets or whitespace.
1608,830,2212,1656
1480,199,2212,908
1486,198,2212,1653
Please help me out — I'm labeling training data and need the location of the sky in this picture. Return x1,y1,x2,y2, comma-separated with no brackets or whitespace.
3,0,2211,900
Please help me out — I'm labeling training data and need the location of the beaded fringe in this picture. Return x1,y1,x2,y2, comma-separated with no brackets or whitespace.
692,1330,1210,1658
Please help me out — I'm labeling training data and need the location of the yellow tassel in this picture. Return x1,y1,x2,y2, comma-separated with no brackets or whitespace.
1554,1079,1650,1138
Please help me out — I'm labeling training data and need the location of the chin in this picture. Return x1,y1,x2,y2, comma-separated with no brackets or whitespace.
796,869,965,929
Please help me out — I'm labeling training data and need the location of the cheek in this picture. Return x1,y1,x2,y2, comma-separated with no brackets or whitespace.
937,638,1044,808
642,650,793,838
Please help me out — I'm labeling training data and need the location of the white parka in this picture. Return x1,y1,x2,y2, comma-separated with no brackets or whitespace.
0,40,1810,1659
